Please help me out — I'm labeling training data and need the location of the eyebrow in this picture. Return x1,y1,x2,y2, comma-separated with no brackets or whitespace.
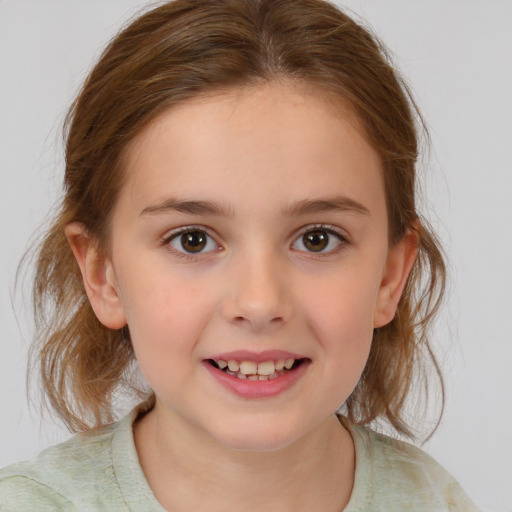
282,196,370,217
140,195,370,218
140,198,235,217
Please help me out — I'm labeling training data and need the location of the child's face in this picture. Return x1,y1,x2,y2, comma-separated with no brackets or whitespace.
91,83,414,451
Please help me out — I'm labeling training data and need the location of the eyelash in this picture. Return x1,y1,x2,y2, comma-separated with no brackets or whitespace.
291,224,349,257
162,225,220,260
161,223,349,259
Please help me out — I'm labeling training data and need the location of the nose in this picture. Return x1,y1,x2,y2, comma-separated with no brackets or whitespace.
221,249,293,332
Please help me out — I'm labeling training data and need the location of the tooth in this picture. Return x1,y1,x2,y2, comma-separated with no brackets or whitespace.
258,375,269,381
217,360,228,369
275,359,285,371
248,375,259,381
269,372,278,380
257,360,275,376
284,359,295,370
237,373,247,380
228,360,239,372
239,361,257,375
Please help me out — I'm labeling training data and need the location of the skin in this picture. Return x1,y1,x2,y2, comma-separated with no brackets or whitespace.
66,82,417,511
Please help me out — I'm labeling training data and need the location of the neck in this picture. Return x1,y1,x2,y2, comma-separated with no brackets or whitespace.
134,404,355,512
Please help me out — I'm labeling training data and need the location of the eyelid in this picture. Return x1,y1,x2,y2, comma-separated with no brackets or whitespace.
291,223,350,254
162,225,222,257
160,223,349,258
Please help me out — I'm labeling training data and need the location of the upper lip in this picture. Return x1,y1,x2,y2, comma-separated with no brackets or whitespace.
206,350,307,363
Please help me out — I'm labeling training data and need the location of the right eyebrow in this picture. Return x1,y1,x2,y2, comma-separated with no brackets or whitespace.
139,198,234,218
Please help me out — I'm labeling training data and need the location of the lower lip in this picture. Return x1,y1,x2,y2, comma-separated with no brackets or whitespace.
202,360,310,399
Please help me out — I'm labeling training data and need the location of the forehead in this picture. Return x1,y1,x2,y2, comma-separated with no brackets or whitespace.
119,82,385,216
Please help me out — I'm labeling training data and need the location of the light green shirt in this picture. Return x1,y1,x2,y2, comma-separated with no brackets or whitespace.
0,408,481,511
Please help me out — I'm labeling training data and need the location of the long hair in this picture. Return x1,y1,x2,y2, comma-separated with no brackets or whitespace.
31,0,445,436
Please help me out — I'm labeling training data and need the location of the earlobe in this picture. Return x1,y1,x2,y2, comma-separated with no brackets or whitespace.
65,222,127,330
373,227,419,328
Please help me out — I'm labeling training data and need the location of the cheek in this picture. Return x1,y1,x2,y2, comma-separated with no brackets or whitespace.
302,265,381,340
299,265,380,388
116,268,216,378
119,256,212,327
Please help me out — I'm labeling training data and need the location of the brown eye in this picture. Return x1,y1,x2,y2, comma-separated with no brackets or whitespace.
292,226,345,254
181,231,207,252
168,228,218,255
303,230,329,252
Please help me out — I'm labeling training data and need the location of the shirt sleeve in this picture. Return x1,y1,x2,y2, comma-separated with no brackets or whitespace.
0,475,79,512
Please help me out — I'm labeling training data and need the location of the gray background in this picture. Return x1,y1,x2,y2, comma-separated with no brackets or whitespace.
1,1,511,510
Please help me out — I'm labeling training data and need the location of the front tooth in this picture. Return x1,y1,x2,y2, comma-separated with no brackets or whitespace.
217,360,228,369
284,359,295,369
239,361,257,375
237,373,247,380
275,359,285,371
228,360,240,372
248,375,259,381
257,360,275,376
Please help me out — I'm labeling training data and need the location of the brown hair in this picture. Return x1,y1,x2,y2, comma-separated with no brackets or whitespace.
31,0,445,437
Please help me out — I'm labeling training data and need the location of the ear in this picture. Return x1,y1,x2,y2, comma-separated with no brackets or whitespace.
373,225,419,328
65,222,127,330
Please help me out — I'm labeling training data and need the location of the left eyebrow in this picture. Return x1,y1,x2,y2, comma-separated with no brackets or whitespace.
282,196,370,217
140,198,235,218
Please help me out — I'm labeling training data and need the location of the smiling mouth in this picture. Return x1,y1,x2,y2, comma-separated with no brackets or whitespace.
207,358,307,381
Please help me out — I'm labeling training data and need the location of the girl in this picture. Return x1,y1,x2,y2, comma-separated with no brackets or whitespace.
0,0,482,510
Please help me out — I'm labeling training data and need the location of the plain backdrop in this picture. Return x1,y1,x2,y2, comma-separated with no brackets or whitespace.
1,1,511,511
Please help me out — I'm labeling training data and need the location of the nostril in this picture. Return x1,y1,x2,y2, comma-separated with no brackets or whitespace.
233,316,248,325
232,315,284,327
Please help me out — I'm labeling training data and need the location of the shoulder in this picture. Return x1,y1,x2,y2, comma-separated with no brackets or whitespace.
345,421,482,511
0,418,128,511
0,475,77,511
